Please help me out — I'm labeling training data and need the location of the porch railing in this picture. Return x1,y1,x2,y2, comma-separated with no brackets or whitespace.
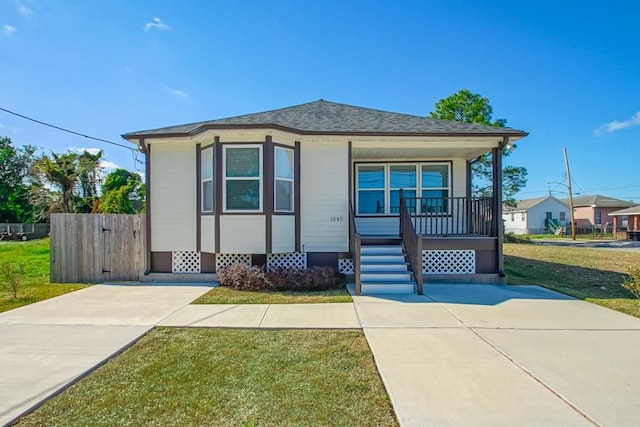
399,190,423,295
349,202,362,295
401,196,494,236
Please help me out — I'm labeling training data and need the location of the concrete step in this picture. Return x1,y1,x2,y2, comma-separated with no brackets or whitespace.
360,262,410,272
360,245,404,255
361,254,406,263
360,281,416,294
360,272,412,281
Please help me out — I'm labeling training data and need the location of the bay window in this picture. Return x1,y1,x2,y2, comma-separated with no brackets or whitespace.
356,163,450,215
224,145,262,211
201,147,213,213
275,147,294,212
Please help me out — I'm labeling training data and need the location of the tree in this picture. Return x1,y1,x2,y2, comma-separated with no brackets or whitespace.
429,89,527,205
0,137,36,222
100,168,145,214
31,150,103,214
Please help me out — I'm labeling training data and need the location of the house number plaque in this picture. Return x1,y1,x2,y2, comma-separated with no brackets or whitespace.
329,216,344,222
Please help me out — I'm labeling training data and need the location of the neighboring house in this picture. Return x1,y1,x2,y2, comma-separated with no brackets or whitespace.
503,196,569,235
562,194,635,232
608,205,640,240
122,100,528,294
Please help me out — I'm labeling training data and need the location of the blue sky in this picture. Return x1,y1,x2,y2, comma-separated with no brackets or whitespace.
2,0,639,201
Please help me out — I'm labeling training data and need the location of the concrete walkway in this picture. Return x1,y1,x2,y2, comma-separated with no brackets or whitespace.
2,283,640,426
0,284,212,426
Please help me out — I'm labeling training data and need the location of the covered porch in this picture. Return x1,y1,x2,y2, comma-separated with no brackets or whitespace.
348,137,508,295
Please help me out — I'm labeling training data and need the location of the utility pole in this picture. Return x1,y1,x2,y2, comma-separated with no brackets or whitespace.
564,147,576,240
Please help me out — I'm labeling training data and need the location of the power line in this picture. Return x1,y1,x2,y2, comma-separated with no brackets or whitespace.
0,106,137,152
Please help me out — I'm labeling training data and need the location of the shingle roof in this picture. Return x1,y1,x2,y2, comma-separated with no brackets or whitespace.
563,194,635,208
504,196,566,213
608,205,640,216
122,100,528,139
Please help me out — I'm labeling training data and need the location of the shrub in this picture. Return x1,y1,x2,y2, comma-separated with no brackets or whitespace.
217,263,346,292
0,261,25,298
621,266,640,305
217,263,267,291
266,266,345,292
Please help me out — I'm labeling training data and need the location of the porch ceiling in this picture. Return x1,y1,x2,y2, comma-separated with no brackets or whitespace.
352,145,494,161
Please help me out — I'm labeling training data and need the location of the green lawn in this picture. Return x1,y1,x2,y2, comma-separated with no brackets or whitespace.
504,242,640,317
193,286,353,304
0,239,87,313
16,328,398,426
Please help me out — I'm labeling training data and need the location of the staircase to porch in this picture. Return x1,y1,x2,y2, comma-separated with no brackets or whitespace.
358,240,416,294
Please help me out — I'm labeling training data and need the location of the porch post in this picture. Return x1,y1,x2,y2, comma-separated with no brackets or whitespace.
493,142,505,276
466,160,473,234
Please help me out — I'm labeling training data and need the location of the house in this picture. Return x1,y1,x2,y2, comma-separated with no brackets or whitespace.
562,194,635,233
608,205,640,240
122,100,528,294
503,196,569,235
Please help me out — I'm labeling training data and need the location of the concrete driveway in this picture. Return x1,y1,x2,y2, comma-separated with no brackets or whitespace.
2,283,639,426
357,285,640,426
0,283,212,426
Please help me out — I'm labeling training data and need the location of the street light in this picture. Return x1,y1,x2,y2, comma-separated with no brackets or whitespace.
547,181,577,241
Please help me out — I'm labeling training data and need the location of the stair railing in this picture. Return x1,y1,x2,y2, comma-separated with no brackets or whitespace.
349,202,361,295
399,190,424,295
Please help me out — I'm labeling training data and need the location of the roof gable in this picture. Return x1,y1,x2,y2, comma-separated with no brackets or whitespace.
504,196,567,212
123,100,528,139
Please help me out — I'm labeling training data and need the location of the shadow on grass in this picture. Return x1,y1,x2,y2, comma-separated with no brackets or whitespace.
505,254,632,301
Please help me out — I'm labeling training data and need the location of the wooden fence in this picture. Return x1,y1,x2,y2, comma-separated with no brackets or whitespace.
50,214,146,283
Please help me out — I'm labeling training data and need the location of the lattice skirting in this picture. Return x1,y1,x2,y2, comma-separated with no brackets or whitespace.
422,250,475,274
267,252,307,269
216,254,252,270
172,251,201,273
338,259,354,274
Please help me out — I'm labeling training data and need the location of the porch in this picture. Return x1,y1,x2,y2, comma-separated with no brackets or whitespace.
349,194,503,296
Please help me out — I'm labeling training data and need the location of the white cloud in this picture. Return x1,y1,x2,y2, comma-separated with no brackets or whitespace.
162,84,188,98
100,160,120,170
3,24,16,35
144,17,170,32
595,111,640,136
16,2,32,16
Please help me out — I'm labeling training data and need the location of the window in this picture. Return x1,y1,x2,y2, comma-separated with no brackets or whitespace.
521,212,525,221
201,147,213,213
223,145,262,211
559,211,566,222
595,210,602,225
390,165,416,213
421,165,449,214
356,163,450,215
510,213,515,222
274,147,294,212
357,165,385,214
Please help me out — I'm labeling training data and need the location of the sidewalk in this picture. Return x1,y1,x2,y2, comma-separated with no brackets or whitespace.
2,283,640,426
0,284,212,426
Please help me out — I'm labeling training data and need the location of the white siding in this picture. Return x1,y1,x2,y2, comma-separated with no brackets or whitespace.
504,212,528,234
150,143,196,251
201,215,215,253
272,215,295,253
220,216,266,253
451,158,466,197
529,199,569,233
301,141,349,252
356,217,398,235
